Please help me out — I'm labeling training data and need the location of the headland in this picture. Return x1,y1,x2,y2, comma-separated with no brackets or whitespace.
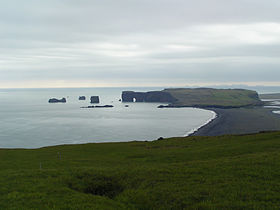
122,88,280,136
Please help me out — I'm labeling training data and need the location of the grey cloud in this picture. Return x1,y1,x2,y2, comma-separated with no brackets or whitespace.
1,0,280,87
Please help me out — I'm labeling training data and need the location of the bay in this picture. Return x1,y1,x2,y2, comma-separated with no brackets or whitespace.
0,88,215,148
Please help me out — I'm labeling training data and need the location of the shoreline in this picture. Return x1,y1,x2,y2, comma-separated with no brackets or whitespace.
190,107,280,136
185,109,217,136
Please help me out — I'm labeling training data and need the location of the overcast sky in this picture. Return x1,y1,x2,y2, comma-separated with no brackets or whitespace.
1,0,280,88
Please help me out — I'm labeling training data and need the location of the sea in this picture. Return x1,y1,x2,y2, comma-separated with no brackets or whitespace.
263,99,280,114
0,87,216,148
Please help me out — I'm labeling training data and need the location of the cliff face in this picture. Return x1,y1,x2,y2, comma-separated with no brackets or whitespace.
121,91,177,103
48,98,66,103
163,88,264,107
79,96,86,100
90,96,100,103
122,88,264,108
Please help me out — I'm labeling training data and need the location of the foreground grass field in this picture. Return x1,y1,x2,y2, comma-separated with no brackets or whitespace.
1,132,280,209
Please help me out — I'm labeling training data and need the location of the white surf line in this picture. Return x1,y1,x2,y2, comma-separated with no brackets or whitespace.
262,99,280,114
273,110,280,114
184,109,217,136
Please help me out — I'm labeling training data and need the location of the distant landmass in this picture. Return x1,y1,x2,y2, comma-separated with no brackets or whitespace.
122,90,176,103
259,93,280,99
122,88,263,108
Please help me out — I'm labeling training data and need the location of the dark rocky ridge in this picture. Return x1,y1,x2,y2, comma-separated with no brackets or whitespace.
121,91,177,103
122,88,264,108
81,105,113,108
90,96,100,103
48,98,66,103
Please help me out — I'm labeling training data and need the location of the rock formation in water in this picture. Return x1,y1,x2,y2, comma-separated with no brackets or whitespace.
121,91,177,103
81,105,113,108
79,96,86,100
122,88,264,108
48,98,66,103
90,96,100,103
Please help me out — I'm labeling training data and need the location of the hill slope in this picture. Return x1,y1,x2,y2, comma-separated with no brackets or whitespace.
1,132,280,209
164,88,263,107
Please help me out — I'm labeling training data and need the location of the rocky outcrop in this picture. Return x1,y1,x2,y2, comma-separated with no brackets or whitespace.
157,104,259,109
48,98,66,103
90,96,100,103
79,96,86,100
121,91,177,103
81,105,113,108
122,88,264,108
162,88,264,107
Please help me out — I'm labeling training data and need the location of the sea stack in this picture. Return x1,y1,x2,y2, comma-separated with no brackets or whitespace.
79,96,86,100
48,98,66,103
121,91,176,103
90,96,100,103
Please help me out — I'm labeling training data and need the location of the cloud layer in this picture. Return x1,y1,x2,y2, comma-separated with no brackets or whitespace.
1,0,280,88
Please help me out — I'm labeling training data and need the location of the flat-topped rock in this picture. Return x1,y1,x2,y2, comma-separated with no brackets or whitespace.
90,96,100,103
79,96,86,100
122,88,263,108
48,98,66,103
121,91,176,103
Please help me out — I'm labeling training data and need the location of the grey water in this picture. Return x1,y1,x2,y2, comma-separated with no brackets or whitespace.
0,88,215,148
262,99,280,115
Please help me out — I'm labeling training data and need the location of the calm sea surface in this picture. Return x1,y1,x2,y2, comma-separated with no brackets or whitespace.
0,88,215,148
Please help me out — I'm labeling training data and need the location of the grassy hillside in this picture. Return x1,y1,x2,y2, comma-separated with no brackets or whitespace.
164,88,263,107
1,132,280,209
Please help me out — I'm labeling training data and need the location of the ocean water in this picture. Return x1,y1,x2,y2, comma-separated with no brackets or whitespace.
262,99,280,114
0,88,215,148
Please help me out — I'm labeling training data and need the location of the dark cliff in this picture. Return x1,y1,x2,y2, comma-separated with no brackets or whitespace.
79,96,86,100
90,96,100,103
121,91,177,103
48,98,66,103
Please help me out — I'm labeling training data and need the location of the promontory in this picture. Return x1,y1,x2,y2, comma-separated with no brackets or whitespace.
122,88,263,108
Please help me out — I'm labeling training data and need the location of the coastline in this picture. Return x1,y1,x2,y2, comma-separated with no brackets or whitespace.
185,109,217,136
190,107,280,136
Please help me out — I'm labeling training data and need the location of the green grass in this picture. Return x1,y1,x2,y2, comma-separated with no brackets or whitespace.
1,132,280,209
164,88,262,107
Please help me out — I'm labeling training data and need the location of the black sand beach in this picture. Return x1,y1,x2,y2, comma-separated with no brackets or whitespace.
192,107,280,136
